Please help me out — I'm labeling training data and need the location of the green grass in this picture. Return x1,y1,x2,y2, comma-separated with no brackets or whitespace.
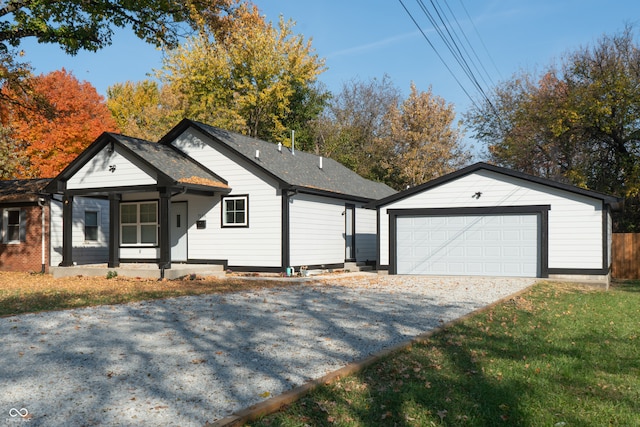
251,281,640,426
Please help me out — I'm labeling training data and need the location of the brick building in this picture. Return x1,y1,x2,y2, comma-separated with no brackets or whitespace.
0,179,52,273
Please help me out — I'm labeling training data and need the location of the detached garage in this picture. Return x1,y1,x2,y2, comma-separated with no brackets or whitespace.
374,163,622,284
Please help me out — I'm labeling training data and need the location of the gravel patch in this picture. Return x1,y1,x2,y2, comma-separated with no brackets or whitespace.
1,274,536,426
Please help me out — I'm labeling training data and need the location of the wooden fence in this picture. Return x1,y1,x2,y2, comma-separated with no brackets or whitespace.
612,233,640,279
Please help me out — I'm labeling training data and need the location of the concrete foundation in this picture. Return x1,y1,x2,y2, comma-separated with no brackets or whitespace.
50,263,225,280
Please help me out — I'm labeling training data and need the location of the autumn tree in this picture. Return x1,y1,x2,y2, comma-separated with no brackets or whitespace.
6,69,118,178
311,75,401,182
107,80,184,141
466,26,640,230
155,2,327,144
382,83,470,189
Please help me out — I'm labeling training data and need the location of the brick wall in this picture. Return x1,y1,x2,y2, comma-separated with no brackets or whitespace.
0,204,50,273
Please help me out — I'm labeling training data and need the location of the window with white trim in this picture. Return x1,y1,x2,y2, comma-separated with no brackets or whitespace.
222,195,248,227
120,202,158,245
84,210,99,242
3,209,22,243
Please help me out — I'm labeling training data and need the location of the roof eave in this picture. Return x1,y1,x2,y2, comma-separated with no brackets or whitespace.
374,162,623,207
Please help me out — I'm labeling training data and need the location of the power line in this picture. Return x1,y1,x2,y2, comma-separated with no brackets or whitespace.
397,0,480,110
398,0,503,123
457,0,503,81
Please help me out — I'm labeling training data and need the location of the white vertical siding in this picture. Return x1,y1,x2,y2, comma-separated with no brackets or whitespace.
67,145,156,189
355,207,377,263
50,197,109,266
171,129,281,267
379,169,605,270
289,193,345,266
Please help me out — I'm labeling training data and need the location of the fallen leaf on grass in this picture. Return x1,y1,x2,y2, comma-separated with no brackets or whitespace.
437,409,448,420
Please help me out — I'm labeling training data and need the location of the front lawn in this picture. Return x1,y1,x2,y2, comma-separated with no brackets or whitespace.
251,281,640,426
0,271,301,317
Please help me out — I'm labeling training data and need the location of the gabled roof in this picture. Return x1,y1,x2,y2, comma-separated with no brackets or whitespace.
373,162,623,209
109,133,229,190
0,178,51,203
47,133,229,194
160,119,397,202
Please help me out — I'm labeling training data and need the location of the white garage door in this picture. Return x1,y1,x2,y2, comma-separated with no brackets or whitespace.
396,214,539,277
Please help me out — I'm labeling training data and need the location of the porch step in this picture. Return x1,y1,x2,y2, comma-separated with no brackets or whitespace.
344,262,374,272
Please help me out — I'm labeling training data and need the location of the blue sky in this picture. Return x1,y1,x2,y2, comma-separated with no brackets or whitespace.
19,1,640,150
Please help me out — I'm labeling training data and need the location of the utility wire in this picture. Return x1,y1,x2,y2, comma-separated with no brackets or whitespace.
458,0,503,80
397,0,480,110
440,0,497,90
418,0,492,107
398,0,503,124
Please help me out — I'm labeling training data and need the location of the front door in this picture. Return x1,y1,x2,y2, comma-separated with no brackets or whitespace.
171,202,188,262
345,204,355,261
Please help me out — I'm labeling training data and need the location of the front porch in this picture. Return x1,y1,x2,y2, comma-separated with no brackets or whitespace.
50,263,226,280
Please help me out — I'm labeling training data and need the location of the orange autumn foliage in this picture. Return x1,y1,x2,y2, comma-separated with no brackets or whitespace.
8,69,118,178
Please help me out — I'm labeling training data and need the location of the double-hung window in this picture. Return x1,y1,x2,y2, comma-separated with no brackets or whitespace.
222,195,248,227
84,211,99,242
2,209,22,243
120,202,158,245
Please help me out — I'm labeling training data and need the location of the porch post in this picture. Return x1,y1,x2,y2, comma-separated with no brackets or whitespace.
108,193,120,268
60,194,74,266
159,189,171,269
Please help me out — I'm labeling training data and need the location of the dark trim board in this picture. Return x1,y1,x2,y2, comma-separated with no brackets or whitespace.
602,203,610,270
227,265,284,274
388,205,551,277
281,190,291,270
187,259,228,267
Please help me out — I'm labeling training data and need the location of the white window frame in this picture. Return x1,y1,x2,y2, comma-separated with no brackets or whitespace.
120,201,158,246
84,210,100,242
2,208,22,244
222,195,249,227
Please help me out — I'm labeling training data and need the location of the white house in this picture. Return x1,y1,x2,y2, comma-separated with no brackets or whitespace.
373,163,622,284
45,119,396,276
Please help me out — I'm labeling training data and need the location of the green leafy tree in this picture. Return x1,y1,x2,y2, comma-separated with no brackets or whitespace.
0,0,236,111
0,0,235,54
466,26,640,230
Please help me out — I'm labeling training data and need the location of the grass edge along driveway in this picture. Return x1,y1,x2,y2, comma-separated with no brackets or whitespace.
249,281,640,427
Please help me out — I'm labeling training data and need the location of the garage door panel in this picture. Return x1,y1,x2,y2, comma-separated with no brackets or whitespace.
396,214,539,277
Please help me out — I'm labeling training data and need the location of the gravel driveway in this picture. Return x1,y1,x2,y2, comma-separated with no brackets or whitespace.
1,274,536,426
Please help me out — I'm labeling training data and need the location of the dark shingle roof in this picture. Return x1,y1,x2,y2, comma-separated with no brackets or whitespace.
185,121,396,201
0,178,51,202
110,134,229,190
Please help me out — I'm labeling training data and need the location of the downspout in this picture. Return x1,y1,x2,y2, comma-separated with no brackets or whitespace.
37,197,46,273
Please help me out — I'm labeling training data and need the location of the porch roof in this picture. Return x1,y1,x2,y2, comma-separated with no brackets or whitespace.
46,133,230,195
110,133,230,191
